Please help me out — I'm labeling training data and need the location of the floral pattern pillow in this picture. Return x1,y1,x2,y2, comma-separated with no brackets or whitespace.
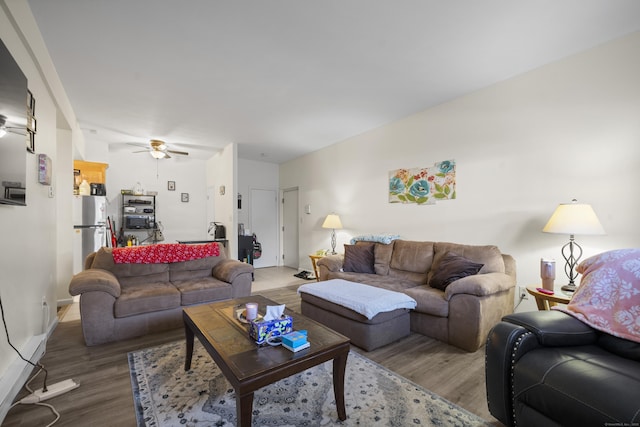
555,248,640,343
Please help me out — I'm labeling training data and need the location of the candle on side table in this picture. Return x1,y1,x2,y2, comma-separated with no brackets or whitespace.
245,303,258,321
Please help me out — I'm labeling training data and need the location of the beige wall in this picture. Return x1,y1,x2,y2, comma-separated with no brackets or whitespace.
280,31,640,311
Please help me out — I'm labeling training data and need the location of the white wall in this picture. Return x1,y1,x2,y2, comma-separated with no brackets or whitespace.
0,1,84,419
206,143,237,258
280,32,640,312
105,151,209,243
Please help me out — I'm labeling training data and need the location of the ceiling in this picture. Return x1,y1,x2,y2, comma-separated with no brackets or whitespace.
27,0,640,163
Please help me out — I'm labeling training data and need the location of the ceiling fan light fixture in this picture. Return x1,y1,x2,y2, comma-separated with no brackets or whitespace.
150,150,167,159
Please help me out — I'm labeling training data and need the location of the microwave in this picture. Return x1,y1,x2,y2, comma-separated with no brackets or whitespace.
126,215,150,229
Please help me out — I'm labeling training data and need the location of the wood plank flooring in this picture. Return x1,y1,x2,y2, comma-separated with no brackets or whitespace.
3,267,502,426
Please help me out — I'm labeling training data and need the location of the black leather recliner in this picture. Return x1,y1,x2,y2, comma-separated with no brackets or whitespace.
485,310,640,427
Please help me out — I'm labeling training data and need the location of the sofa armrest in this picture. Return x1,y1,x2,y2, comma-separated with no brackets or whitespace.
69,268,121,298
317,255,344,280
485,321,541,427
445,272,514,300
502,310,598,347
212,259,254,283
485,311,599,426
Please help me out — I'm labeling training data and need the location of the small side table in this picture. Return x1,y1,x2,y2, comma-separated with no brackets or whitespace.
308,254,325,282
526,285,572,311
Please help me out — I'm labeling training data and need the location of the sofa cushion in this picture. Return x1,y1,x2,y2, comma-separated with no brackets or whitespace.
513,345,640,426
114,281,181,318
343,243,375,274
169,256,221,281
429,243,504,286
371,241,395,276
598,333,640,361
173,277,233,305
90,247,170,287
387,240,434,285
326,271,419,292
404,285,449,317
429,252,484,291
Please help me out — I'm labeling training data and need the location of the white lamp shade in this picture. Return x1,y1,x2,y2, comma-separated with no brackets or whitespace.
322,214,342,229
542,201,605,235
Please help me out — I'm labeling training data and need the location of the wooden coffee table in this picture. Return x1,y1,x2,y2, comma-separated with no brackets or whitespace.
183,295,350,427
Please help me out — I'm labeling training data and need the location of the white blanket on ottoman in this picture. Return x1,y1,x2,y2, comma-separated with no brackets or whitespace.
298,279,417,320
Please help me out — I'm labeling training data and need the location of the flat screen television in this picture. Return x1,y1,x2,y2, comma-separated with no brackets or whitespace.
0,37,28,206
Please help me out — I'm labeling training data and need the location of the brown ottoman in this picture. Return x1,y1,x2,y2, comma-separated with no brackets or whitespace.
298,279,416,351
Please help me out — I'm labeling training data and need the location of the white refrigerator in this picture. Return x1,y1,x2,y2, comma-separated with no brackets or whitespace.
73,195,107,274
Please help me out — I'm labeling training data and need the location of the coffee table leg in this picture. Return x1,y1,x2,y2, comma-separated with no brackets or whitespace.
237,390,254,427
184,322,194,371
333,351,348,421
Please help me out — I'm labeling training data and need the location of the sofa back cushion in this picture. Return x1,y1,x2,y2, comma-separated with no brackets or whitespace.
386,240,435,285
428,242,505,286
372,241,395,275
169,254,225,281
90,247,170,287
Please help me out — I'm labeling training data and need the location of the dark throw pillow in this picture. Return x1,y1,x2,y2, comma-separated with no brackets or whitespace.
343,243,375,274
429,252,484,291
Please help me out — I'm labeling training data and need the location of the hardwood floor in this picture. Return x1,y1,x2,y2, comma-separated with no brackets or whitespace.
3,267,502,426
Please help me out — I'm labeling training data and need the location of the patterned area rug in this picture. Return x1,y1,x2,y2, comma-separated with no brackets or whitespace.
128,341,489,426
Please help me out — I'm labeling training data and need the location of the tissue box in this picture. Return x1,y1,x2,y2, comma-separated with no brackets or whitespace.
249,315,293,345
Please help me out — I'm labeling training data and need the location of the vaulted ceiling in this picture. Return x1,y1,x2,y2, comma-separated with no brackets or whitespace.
27,0,640,163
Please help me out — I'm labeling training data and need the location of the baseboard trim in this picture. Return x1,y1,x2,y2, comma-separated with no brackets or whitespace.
0,334,48,423
56,297,74,307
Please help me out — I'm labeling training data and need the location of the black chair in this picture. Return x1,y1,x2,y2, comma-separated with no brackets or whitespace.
485,310,640,427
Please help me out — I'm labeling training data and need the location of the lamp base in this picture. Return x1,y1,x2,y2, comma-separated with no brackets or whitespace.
561,283,576,293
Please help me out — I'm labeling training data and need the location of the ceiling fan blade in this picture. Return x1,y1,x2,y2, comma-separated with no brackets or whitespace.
132,149,150,153
167,149,189,156
127,142,149,148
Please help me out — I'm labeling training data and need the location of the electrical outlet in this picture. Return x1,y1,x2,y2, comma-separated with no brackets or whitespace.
518,286,528,300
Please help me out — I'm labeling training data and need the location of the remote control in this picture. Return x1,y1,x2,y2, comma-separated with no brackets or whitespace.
536,287,554,295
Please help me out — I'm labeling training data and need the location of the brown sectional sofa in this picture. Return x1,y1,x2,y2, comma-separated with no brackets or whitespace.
69,246,253,345
316,240,516,351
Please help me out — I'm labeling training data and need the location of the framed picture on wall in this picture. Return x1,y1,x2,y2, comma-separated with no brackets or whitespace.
168,181,175,191
181,193,189,202
27,132,35,153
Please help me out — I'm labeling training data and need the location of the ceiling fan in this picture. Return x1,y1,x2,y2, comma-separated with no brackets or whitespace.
132,139,189,159
0,114,26,138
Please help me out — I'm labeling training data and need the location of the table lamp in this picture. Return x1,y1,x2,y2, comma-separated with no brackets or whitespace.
542,199,605,292
322,214,343,254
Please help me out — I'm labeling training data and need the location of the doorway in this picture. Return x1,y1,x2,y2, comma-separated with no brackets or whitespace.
250,188,278,268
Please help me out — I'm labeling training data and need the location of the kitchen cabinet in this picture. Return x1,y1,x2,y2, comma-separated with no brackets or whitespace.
74,160,108,194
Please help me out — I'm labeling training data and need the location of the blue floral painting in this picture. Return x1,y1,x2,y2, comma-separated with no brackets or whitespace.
389,160,456,205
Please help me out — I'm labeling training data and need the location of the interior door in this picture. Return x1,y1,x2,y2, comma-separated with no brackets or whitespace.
282,188,299,269
249,188,278,268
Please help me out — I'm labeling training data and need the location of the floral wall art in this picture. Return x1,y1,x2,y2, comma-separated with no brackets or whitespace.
389,160,456,205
